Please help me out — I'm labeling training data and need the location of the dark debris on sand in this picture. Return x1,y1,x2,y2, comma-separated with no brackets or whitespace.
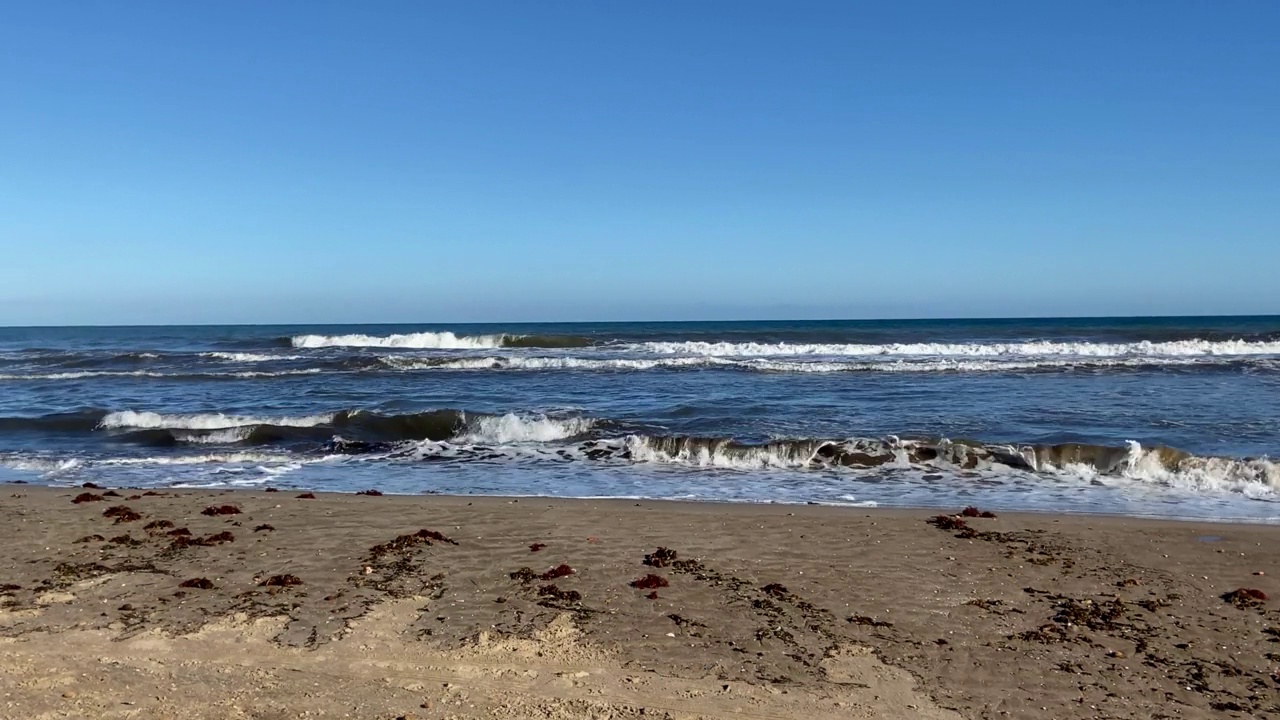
630,574,669,590
103,506,142,523
260,574,303,587
1223,588,1268,608
369,529,458,556
201,504,241,516
529,543,547,552
644,547,678,568
254,524,275,532
180,578,215,589
960,506,998,518
356,489,383,496
144,520,175,533
72,492,102,504
296,492,316,499
537,584,582,603
540,564,574,581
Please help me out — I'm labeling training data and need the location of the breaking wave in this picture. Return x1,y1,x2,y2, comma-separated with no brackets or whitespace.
98,410,334,431
379,355,1218,374
290,332,592,350
639,339,1280,358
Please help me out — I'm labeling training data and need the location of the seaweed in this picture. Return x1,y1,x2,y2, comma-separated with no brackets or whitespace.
540,564,574,580
259,574,303,587
144,520,175,532
847,615,894,628
369,529,458,556
254,524,275,532
74,534,106,543
509,567,538,583
927,515,969,531
179,578,215,589
103,506,142,523
356,489,383,496
81,482,105,489
201,504,241,516
296,492,316,499
1223,588,1268,608
644,547,678,568
109,534,144,547
959,506,997,518
167,527,192,537
630,574,669,590
529,543,547,552
537,584,582,603
72,492,102,504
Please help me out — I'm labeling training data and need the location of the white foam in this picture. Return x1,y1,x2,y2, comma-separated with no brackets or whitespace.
455,413,595,444
0,371,170,380
384,355,1201,374
173,428,255,444
292,332,509,349
639,339,1280,358
98,410,332,430
205,352,305,362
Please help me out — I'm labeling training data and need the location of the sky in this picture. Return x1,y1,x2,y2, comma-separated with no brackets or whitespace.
1,1,1277,326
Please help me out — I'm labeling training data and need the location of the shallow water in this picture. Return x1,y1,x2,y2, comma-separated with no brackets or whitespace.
1,318,1278,521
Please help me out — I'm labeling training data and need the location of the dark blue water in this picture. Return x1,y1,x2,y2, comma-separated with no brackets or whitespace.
2,318,1278,521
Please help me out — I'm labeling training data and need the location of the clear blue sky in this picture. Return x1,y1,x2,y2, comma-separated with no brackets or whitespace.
2,1,1277,325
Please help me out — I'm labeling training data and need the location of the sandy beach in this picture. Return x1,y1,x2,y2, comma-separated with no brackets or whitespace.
0,486,1276,719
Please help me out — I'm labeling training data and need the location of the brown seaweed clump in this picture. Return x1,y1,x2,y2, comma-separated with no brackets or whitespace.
103,506,142,523
1223,588,1268,608
144,520,175,532
540,564,574,581
296,492,316,499
927,515,969,531
109,534,144,547
369,529,458,556
201,504,241,516
171,531,234,549
646,591,660,600
167,527,192,537
509,567,538,583
356,489,383,496
103,490,121,497
960,506,998,518
81,482,105,490
529,543,547,552
253,524,275,532
264,487,279,493
644,547,678,568
630,574,669,590
537,584,582,603
848,615,894,628
72,492,103,504
259,574,303,587
179,578,215,589
74,534,106,543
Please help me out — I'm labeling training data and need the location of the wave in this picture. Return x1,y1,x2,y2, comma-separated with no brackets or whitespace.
98,410,334,431
638,339,1280,358
204,352,305,363
379,355,1218,374
0,369,324,381
289,331,593,350
454,414,595,444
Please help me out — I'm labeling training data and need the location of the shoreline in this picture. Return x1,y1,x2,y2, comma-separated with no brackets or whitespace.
1,486,1277,719
6,480,1279,527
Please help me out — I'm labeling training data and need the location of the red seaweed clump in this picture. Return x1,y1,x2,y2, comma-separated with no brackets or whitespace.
179,578,215,589
631,574,669,590
529,543,547,552
1223,588,1268,608
259,574,303,587
540,564,574,581
201,504,241,516
103,506,142,523
646,591,660,600
644,547,678,568
960,506,998,519
72,492,103,504
356,489,383,496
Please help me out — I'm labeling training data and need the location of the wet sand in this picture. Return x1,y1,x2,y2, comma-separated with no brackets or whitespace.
0,485,1277,719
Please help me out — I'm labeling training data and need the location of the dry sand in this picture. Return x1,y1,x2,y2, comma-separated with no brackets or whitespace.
0,485,1277,719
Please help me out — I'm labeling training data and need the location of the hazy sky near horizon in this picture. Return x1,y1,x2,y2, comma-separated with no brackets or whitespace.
2,1,1278,326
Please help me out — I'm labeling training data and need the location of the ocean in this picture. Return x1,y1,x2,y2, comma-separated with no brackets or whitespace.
1,317,1277,521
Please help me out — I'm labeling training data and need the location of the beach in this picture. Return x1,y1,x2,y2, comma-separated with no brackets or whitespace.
1,486,1276,719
